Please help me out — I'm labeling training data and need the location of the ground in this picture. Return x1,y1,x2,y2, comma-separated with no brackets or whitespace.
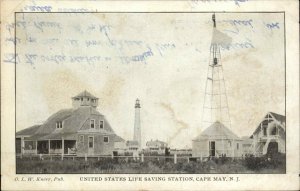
16,154,285,174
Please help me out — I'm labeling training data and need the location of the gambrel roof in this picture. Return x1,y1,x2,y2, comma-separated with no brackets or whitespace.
18,106,116,140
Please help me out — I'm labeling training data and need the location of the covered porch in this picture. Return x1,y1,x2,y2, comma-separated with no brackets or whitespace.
17,133,77,155
36,139,76,155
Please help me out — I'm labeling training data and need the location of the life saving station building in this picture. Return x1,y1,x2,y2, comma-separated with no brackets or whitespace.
16,91,124,156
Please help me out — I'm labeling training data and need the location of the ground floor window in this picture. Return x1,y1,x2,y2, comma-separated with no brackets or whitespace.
79,135,84,143
24,141,36,150
103,136,109,143
88,137,94,148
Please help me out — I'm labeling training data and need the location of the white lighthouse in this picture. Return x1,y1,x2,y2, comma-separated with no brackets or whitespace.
133,99,141,150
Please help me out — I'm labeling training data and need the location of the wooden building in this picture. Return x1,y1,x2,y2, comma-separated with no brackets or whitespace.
250,112,285,156
192,121,242,158
145,139,168,155
16,90,124,156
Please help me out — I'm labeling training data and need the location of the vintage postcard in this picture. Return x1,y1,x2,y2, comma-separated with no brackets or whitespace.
1,0,299,190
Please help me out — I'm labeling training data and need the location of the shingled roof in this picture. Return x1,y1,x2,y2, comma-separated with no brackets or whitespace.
193,121,240,141
16,125,41,137
269,112,285,124
22,106,115,140
252,112,286,135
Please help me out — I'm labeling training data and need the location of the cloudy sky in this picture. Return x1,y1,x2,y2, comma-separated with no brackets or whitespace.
16,12,285,148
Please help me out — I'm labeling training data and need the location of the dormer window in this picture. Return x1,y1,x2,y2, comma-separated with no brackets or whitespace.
100,120,104,129
87,98,89,101
56,121,63,129
90,119,95,128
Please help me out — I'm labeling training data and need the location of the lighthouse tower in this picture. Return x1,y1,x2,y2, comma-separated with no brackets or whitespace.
133,99,141,149
202,14,232,128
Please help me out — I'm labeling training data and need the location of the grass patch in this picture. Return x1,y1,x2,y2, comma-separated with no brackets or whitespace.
16,154,285,174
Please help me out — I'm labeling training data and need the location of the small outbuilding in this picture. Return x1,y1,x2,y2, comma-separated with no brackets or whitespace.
192,121,242,158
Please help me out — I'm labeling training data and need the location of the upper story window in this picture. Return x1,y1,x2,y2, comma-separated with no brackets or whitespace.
263,126,267,136
90,119,95,128
100,120,104,129
56,121,63,129
271,126,278,135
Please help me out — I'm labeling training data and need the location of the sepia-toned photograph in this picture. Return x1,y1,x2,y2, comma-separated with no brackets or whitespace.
15,12,286,174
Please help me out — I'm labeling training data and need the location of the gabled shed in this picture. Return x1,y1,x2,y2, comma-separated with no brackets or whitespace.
192,121,242,158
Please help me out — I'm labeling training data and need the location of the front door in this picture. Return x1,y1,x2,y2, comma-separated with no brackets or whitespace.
88,136,94,155
209,141,215,157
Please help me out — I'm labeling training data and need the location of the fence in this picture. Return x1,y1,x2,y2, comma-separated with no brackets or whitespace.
16,153,200,164
16,153,244,165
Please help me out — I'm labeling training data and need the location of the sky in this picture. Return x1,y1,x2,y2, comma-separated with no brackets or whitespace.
15,13,285,148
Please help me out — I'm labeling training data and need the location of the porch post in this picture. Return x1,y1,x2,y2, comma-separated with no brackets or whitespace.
21,137,25,156
62,137,64,156
174,153,177,164
35,140,38,154
48,140,51,154
232,139,235,158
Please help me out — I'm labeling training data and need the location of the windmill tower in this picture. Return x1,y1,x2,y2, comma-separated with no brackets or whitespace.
202,14,232,129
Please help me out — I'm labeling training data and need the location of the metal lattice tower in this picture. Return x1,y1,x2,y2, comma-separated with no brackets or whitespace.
202,14,232,129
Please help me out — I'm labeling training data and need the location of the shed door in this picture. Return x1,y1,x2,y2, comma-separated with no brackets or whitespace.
209,141,215,157
88,136,94,155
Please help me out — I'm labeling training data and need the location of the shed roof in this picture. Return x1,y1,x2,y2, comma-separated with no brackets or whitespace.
38,133,77,140
193,121,240,141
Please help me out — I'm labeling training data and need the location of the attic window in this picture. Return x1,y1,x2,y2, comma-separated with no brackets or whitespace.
90,119,95,128
56,121,63,129
100,120,104,129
